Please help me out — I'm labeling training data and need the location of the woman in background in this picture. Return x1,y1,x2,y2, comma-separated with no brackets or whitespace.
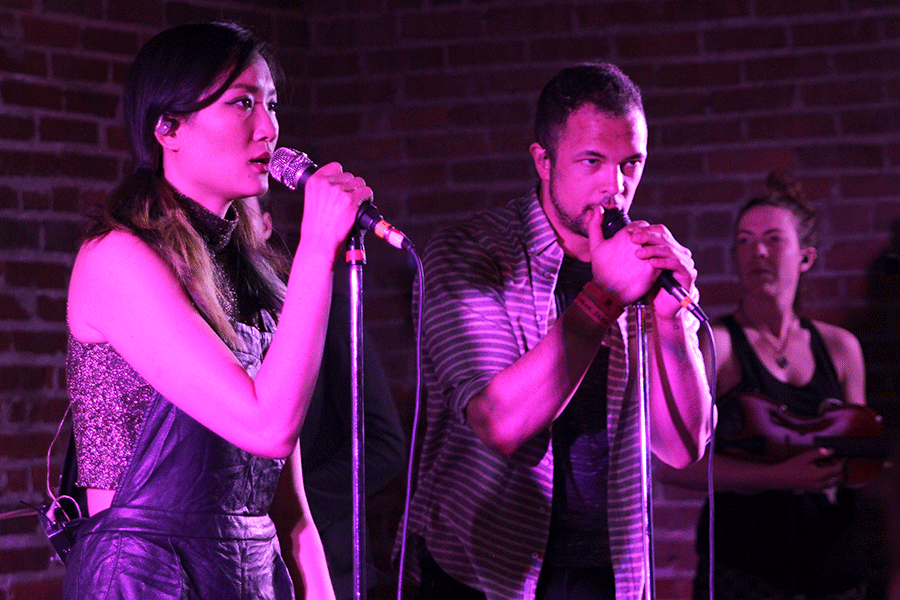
660,172,871,600
64,22,370,599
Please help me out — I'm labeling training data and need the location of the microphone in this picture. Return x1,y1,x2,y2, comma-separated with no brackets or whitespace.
268,147,413,252
601,208,707,322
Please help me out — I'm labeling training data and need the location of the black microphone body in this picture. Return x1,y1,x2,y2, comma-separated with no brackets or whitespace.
268,147,413,252
601,208,707,322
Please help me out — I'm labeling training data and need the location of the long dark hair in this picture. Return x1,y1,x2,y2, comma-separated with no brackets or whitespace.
85,22,287,348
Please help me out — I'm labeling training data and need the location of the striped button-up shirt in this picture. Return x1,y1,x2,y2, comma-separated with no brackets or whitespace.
402,189,649,600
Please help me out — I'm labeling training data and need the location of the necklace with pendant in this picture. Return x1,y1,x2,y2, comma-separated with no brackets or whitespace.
742,312,798,369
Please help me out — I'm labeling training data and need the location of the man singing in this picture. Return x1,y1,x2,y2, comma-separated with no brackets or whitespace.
399,61,713,600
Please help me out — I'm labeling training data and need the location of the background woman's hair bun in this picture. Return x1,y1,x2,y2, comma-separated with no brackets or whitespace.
765,169,805,202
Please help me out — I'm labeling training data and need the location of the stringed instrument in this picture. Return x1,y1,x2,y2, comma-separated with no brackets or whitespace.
718,392,893,488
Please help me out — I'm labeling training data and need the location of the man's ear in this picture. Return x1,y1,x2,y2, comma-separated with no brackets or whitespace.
154,115,180,149
529,142,551,182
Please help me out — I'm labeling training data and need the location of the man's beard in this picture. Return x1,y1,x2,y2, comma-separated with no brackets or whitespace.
548,169,592,239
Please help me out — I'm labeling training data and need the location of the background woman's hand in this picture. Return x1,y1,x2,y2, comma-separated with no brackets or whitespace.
767,448,846,493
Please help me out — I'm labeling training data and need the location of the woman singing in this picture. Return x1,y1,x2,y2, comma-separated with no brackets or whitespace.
63,22,370,600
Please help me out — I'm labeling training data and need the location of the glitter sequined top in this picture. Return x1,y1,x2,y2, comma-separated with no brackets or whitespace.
67,196,243,489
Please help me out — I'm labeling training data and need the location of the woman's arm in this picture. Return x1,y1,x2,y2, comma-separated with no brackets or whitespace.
67,164,369,459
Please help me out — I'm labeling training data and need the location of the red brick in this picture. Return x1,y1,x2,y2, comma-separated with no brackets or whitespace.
64,90,119,118
0,511,38,537
0,469,29,495
106,0,162,25
83,26,140,54
447,40,526,67
0,114,35,141
487,66,559,96
319,13,398,48
801,78,883,107
658,118,742,147
658,60,742,88
0,81,64,111
644,91,710,119
35,296,66,324
756,0,842,15
620,31,702,58
0,432,57,460
529,34,615,63
409,189,485,216
364,47,444,74
792,18,882,47
391,106,449,131
12,331,68,355
707,147,798,175
397,11,483,42
797,143,883,171
705,24,788,52
843,174,900,200
20,17,80,48
659,0,751,20
746,54,832,82
10,576,64,600
59,151,118,181
22,190,52,211
271,17,312,51
840,107,900,137
0,186,17,209
710,84,795,114
451,157,531,185
747,112,836,140
163,2,218,28
825,239,884,271
0,546,52,574
0,295,30,320
488,6,573,37
51,187,83,214
39,117,99,144
577,2,660,27
51,54,109,83
835,47,900,76
0,219,40,250
44,0,102,18
5,261,71,290
0,365,56,391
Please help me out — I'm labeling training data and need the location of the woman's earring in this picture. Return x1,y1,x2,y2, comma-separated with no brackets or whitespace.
156,117,173,136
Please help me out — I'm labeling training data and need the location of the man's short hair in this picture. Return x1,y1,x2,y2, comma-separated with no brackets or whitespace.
534,61,644,159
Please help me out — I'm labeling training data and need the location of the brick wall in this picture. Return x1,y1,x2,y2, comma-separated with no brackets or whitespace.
2,1,899,598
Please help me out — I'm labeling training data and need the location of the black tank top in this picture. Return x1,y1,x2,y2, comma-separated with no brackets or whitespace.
697,314,867,595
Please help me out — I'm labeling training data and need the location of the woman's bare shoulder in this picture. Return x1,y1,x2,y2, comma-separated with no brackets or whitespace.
809,318,862,357
68,229,181,342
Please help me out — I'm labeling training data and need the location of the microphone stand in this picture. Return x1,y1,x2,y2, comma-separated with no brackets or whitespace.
632,298,656,600
345,228,367,600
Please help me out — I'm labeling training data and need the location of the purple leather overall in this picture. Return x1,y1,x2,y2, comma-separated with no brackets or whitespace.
63,320,295,600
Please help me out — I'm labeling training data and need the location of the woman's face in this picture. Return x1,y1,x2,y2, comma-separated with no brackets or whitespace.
734,204,812,301
160,54,278,215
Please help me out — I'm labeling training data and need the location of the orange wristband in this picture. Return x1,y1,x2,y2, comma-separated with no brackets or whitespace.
574,281,625,327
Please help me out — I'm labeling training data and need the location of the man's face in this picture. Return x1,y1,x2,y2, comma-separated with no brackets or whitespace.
533,105,647,245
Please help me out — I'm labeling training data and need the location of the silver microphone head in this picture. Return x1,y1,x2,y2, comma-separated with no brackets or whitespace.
269,147,317,190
